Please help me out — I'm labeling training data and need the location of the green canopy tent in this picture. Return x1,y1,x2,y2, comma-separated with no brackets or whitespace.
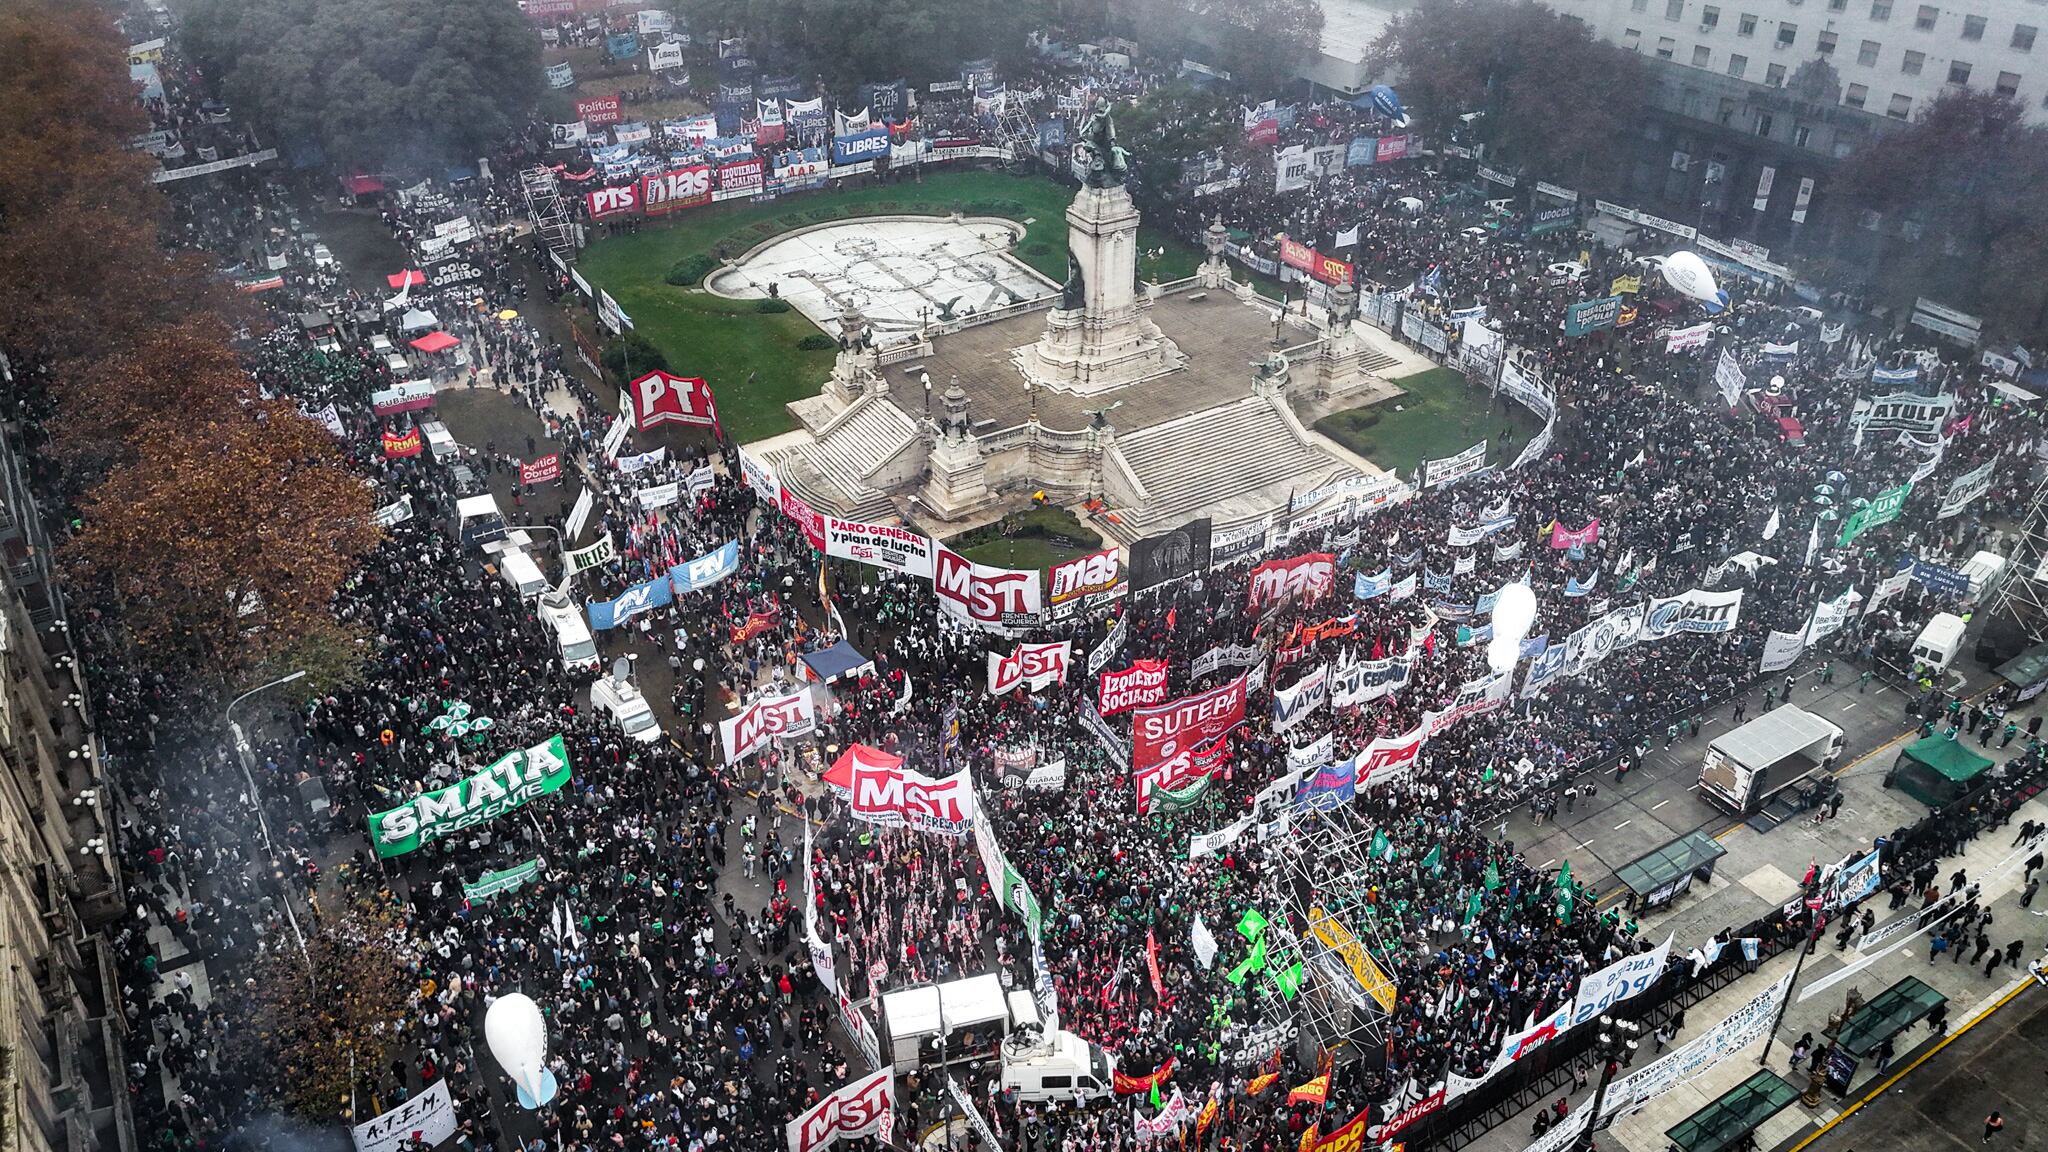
1884,736,1994,808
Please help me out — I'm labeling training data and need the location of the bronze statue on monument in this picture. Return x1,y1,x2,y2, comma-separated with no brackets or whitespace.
1076,105,1128,190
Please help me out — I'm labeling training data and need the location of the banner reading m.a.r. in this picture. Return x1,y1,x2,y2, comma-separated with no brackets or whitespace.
368,735,571,857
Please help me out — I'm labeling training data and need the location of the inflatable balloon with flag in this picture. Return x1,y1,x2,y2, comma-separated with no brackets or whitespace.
1486,581,1538,675
1367,84,1409,127
1658,251,1728,315
485,992,560,1108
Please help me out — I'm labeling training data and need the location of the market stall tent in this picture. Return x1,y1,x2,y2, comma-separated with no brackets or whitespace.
1884,735,1994,808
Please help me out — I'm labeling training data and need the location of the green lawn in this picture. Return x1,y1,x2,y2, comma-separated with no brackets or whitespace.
574,170,1205,443
952,505,1100,573
1315,367,1544,478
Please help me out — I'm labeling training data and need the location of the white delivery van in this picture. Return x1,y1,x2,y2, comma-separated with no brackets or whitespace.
1962,551,2007,598
1911,612,1968,674
999,1026,1116,1103
539,592,600,674
497,547,548,600
1698,706,1845,813
420,420,457,460
591,672,663,744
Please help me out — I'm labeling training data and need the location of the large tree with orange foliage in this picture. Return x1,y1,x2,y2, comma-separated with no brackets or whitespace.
62,401,380,701
44,316,255,490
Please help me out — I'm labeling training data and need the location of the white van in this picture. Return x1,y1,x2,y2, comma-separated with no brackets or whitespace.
420,420,457,461
1962,551,2007,598
497,547,548,600
591,673,662,744
1911,612,1968,674
539,592,600,674
384,352,410,376
998,1026,1116,1103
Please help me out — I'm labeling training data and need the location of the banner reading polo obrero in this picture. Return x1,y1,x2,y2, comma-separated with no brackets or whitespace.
842,745,975,835
933,546,1042,633
1132,673,1248,813
1099,659,1169,715
786,1067,896,1152
1638,587,1743,641
987,641,1071,696
720,690,818,764
368,735,571,857
824,517,935,578
1048,549,1123,618
628,370,719,432
1247,552,1337,609
1421,440,1487,488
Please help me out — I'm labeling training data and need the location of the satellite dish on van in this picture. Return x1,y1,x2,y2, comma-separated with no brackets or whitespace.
611,657,632,682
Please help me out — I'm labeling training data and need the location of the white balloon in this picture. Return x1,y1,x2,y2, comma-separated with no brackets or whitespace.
1660,251,1728,314
1486,582,1539,674
485,992,558,1109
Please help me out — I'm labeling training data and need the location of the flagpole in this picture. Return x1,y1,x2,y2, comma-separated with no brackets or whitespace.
1757,898,1824,1066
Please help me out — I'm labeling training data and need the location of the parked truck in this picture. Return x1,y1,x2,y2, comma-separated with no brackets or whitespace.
1698,706,1845,814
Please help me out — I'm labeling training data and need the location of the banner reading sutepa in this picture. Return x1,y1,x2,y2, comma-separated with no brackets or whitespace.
786,1067,896,1152
628,370,720,433
719,690,818,763
839,745,975,835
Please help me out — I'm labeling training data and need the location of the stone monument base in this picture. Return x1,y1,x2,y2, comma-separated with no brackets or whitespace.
1013,305,1184,396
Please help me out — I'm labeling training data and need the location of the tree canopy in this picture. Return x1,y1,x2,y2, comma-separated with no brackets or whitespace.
180,0,541,172
684,0,1047,89
1371,0,1648,187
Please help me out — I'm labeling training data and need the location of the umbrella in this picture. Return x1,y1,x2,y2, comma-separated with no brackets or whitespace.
410,331,461,353
399,308,438,332
498,309,519,320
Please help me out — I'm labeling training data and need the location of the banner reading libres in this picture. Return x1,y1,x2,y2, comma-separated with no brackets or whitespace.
368,735,571,857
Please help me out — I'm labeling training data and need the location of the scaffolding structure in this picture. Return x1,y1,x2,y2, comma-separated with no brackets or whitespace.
1268,807,1404,1062
995,105,1041,162
520,165,576,258
1985,476,2048,644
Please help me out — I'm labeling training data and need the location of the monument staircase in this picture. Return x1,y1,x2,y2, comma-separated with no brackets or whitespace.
762,396,918,523
1103,394,1358,539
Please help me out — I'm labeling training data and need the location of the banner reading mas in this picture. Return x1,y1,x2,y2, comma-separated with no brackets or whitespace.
368,735,571,857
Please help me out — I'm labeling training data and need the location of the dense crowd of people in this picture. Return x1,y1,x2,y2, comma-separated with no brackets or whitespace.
65,10,2048,1152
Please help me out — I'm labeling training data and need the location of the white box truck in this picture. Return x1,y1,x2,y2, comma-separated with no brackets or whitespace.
998,1025,1116,1103
1699,706,1845,814
1910,612,1968,674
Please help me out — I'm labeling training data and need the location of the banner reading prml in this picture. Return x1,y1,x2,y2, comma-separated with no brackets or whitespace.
786,1067,896,1152
368,736,571,857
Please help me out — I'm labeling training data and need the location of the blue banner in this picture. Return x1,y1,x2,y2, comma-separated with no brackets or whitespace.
1522,645,1567,696
1345,136,1376,167
1563,295,1623,337
1910,557,1969,599
1037,119,1067,150
1295,758,1357,812
1354,568,1393,600
587,576,675,631
606,31,640,59
669,540,740,593
831,127,889,163
758,75,806,100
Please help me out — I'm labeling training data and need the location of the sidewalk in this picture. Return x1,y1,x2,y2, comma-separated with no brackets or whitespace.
1460,788,2048,1152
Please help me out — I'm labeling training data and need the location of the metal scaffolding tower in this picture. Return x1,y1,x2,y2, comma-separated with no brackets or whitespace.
520,165,575,258
1268,808,1400,1061
1985,475,2048,643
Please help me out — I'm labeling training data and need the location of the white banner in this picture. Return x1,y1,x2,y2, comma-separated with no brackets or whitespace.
786,1067,896,1152
850,761,975,836
635,481,681,509
1271,666,1328,733
987,641,1071,696
1938,458,1996,519
719,691,818,763
1422,440,1488,488
352,1080,458,1152
1639,588,1743,640
1088,613,1129,677
1805,586,1861,644
1665,322,1712,353
1716,348,1746,409
1566,935,1673,1027
616,446,668,474
1759,629,1806,673
1190,816,1253,859
934,547,1042,633
825,517,935,578
1603,972,1793,1118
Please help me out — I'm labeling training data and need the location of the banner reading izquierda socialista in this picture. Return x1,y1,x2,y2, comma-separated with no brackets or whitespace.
368,735,572,857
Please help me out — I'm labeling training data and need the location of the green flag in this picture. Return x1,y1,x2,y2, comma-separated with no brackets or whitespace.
1150,1080,1163,1109
1275,961,1304,1000
1484,862,1503,891
1464,890,1484,926
1227,954,1254,985
1237,908,1268,941
463,857,544,901
1555,860,1572,892
1369,830,1393,860
1421,844,1443,874
1249,932,1269,973
1154,776,1213,812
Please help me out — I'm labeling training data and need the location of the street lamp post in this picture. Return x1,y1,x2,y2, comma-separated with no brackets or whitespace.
1575,1014,1643,1152
224,670,311,968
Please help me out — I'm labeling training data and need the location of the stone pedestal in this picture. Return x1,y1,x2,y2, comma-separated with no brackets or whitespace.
1014,184,1183,396
922,433,990,519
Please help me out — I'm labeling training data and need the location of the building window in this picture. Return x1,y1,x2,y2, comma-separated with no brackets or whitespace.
1693,43,1714,64
1902,48,1925,73
1667,0,1686,18
1949,59,1973,84
1756,112,1775,137
1871,0,1891,20
1740,12,1758,34
1729,51,1750,75
1830,0,1847,9
1998,70,2021,95
1703,5,1721,27
1719,95,1739,121
1915,4,1937,30
2015,24,2038,51
1793,123,1813,146
1889,91,1914,116
1858,39,1882,64
1962,14,1986,40
1778,22,1799,46
1818,30,1839,52
1767,61,1788,83
1845,81,1870,105
1658,35,1678,56
1625,27,1643,49
1632,0,1648,12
